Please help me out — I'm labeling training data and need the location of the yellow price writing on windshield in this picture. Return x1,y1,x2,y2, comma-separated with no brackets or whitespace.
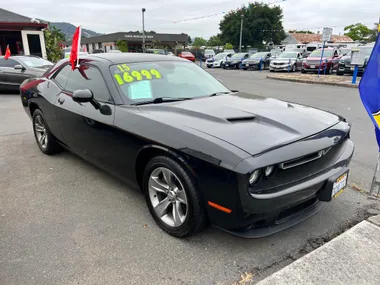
113,69,162,85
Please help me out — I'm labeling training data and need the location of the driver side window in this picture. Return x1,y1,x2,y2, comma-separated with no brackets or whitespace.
65,64,113,103
0,58,18,68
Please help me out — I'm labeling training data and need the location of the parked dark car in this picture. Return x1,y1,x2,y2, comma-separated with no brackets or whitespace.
302,48,342,74
0,56,53,91
337,45,374,76
242,52,272,70
20,53,354,238
269,51,303,72
223,52,250,69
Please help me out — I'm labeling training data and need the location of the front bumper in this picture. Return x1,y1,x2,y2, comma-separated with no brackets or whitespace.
303,63,331,72
338,64,365,74
224,62,240,68
242,62,261,69
269,65,291,71
230,136,353,238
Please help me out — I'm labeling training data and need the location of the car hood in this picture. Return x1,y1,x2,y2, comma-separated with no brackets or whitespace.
137,94,341,155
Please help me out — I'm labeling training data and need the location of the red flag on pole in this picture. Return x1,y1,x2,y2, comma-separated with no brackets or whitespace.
4,45,11,60
69,26,81,70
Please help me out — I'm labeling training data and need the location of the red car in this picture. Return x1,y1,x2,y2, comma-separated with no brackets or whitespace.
178,51,195,62
302,48,342,74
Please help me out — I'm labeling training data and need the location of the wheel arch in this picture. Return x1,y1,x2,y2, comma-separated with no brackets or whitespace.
135,145,197,190
29,101,40,117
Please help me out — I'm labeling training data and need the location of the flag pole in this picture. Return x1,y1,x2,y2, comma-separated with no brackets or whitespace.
76,26,81,68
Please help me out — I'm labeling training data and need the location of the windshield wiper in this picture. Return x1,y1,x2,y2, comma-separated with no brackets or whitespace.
209,91,236,97
131,97,192,106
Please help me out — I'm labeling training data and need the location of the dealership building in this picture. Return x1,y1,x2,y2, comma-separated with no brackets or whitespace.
0,8,47,58
76,32,189,53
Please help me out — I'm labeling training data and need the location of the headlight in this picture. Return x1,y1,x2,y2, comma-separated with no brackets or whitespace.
249,170,261,185
264,166,275,177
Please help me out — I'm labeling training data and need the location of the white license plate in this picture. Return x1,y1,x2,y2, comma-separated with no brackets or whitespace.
225,64,229,66
311,65,315,68
332,172,348,198
350,67,355,71
246,63,249,66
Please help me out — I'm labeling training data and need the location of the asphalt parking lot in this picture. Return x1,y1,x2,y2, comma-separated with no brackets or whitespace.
1,70,380,285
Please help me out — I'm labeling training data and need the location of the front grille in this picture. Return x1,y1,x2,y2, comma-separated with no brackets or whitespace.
306,60,320,65
280,150,325,169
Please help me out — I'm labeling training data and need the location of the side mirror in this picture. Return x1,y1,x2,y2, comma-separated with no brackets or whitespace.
73,89,93,103
14,64,25,70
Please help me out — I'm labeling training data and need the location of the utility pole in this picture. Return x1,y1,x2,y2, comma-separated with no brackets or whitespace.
239,14,244,52
142,8,146,53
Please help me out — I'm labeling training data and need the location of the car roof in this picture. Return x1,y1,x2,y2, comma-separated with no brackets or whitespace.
81,53,187,64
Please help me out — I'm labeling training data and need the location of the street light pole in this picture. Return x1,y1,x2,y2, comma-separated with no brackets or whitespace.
142,8,146,53
239,15,244,52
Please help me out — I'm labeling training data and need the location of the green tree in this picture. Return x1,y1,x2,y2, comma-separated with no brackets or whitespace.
224,43,233,49
116,40,128,52
43,24,65,62
192,37,207,47
187,36,192,44
219,2,286,48
208,35,222,47
344,23,375,41
289,30,314,34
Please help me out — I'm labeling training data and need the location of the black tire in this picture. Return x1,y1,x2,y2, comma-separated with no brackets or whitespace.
301,69,307,74
142,155,207,238
223,65,226,70
269,69,274,72
292,64,296,72
32,109,62,155
336,71,344,76
242,68,248,70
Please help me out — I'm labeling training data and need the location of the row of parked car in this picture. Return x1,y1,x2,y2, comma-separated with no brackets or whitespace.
200,44,374,76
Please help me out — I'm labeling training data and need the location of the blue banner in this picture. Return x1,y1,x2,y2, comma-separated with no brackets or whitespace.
359,34,380,148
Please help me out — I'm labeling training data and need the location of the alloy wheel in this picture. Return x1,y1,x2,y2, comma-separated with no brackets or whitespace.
34,115,48,149
148,167,188,227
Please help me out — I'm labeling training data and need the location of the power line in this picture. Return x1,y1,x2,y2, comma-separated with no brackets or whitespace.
172,0,287,24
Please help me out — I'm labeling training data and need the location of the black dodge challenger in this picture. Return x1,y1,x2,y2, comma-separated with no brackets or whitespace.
20,53,354,238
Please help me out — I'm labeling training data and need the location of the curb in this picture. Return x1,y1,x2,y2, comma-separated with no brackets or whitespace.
266,75,359,89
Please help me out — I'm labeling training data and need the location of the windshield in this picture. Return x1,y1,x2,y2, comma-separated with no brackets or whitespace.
214,53,227,60
110,61,230,104
249,52,268,59
309,49,334,57
182,52,192,56
204,50,215,55
231,53,245,59
278,52,298,59
17,57,53,68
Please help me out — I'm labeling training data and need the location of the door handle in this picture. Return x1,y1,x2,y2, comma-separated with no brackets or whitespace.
58,98,65,105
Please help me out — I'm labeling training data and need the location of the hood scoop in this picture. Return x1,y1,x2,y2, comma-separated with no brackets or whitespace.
226,116,256,123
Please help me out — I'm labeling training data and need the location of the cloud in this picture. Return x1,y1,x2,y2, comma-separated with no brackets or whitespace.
2,0,379,38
